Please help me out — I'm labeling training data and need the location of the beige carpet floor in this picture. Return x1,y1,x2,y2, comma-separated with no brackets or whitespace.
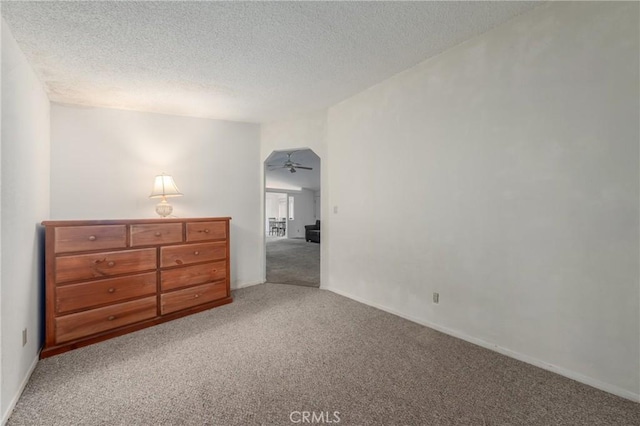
7,284,639,425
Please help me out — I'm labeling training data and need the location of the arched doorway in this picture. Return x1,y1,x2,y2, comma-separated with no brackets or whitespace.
264,149,321,287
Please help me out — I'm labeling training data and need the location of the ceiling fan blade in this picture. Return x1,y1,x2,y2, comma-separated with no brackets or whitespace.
268,152,312,172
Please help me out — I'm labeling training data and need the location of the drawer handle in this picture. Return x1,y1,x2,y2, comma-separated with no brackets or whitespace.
107,261,116,267
194,294,200,298
88,235,97,241
107,288,115,293
155,232,162,237
107,315,116,321
194,251,200,256
204,229,210,233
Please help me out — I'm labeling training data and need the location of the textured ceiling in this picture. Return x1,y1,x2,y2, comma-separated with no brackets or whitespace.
1,1,540,123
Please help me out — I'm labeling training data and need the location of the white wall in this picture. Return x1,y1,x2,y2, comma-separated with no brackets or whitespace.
260,111,329,284
314,190,321,221
261,111,327,161
1,20,51,421
50,104,263,289
286,189,315,239
326,2,639,400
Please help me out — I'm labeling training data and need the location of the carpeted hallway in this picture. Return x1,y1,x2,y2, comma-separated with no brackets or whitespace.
266,237,320,287
7,284,639,425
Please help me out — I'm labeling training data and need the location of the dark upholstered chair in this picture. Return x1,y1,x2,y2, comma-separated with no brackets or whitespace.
305,220,320,243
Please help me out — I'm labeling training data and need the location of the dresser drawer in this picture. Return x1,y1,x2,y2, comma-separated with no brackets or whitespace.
55,225,127,253
161,281,227,315
161,261,226,291
130,223,183,247
55,296,157,343
56,248,157,283
56,272,157,314
186,221,226,242
160,242,226,268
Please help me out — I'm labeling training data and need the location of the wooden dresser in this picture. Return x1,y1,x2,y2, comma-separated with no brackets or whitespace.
41,217,232,358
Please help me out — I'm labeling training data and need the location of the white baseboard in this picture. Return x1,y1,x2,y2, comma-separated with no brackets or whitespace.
1,354,39,425
325,286,640,403
232,280,264,290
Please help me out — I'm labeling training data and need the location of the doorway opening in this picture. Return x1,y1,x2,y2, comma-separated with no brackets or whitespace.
264,149,321,288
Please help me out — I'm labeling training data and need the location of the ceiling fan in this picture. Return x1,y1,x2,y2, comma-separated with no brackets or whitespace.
267,152,313,173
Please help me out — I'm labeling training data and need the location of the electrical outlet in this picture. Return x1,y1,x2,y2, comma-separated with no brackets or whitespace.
333,206,338,214
433,292,439,304
22,328,27,346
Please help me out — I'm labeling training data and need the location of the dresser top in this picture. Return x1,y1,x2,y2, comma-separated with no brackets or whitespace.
42,217,231,226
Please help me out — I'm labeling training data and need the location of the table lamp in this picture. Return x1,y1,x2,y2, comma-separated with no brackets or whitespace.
149,173,183,217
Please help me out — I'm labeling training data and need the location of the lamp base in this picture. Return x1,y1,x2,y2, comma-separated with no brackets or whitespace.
155,199,173,217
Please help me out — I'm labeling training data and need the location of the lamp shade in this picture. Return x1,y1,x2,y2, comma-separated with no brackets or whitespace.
149,174,183,198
